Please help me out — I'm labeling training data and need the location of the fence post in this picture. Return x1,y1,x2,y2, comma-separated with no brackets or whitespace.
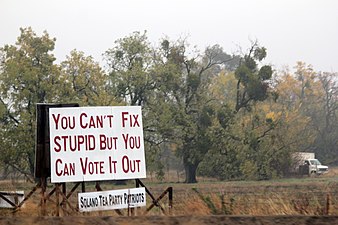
168,187,173,215
326,193,330,215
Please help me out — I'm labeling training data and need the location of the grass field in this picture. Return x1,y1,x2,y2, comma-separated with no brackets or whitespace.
1,168,338,217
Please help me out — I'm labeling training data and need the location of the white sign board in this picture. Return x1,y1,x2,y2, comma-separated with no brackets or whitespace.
49,106,146,183
78,187,146,212
0,191,24,208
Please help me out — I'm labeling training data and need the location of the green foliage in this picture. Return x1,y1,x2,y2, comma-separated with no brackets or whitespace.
148,39,239,183
280,63,338,164
104,31,154,106
234,43,273,112
0,27,62,176
253,46,267,61
1,28,336,184
61,50,113,106
235,65,251,84
0,28,113,178
259,65,273,80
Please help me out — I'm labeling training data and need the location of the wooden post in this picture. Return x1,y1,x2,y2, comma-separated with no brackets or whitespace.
133,179,140,216
16,184,39,209
326,193,330,215
40,177,47,216
168,187,173,215
95,182,103,216
81,182,86,193
62,183,66,212
55,184,60,217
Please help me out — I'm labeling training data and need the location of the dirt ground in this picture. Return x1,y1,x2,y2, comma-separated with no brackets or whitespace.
1,215,338,225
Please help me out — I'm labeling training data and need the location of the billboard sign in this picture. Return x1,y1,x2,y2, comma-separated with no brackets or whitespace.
49,106,146,183
78,187,146,212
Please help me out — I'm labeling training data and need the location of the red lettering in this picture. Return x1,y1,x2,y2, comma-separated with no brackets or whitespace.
122,134,141,149
54,136,61,152
80,113,88,129
121,112,140,127
132,114,140,127
80,113,107,129
56,159,63,176
80,157,105,175
122,112,128,127
78,135,84,147
52,114,75,130
107,115,114,128
53,135,95,151
109,156,117,173
122,155,141,173
52,113,61,130
100,134,118,150
55,159,75,176
89,116,96,128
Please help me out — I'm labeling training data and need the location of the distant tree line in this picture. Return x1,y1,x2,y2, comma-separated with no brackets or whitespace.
0,27,337,183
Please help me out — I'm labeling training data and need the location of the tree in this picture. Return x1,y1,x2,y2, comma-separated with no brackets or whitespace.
152,39,236,183
234,41,273,112
61,50,114,106
104,31,165,179
0,27,63,177
266,63,322,174
104,31,155,106
287,62,338,163
313,72,338,163
198,42,279,180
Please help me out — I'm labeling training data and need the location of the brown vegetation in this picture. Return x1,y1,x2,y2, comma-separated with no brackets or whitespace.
1,169,338,224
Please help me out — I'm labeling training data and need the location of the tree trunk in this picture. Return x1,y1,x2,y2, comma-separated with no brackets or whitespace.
184,160,198,183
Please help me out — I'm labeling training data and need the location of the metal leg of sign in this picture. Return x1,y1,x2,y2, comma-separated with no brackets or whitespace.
56,183,60,216
95,181,102,191
55,183,71,216
135,179,173,216
61,182,90,215
40,177,47,216
130,208,135,216
145,188,167,215
62,183,66,212
11,179,83,216
136,179,158,204
134,179,141,216
81,182,86,193
43,182,80,216
60,181,83,213
59,190,78,213
13,183,39,212
65,182,81,200
94,181,124,216
115,207,124,216
53,183,79,216
43,187,56,204
95,181,103,216
168,187,173,215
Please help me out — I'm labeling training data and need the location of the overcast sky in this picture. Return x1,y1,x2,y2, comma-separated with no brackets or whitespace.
1,0,338,72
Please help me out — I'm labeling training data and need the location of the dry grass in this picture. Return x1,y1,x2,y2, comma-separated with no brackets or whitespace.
1,170,338,217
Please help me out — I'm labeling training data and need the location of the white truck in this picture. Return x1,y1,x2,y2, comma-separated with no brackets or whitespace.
292,152,328,175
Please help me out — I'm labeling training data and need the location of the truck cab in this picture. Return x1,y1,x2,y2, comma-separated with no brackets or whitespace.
304,159,328,175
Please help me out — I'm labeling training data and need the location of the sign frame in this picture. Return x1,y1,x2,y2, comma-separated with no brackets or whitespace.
78,187,146,212
49,106,146,183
